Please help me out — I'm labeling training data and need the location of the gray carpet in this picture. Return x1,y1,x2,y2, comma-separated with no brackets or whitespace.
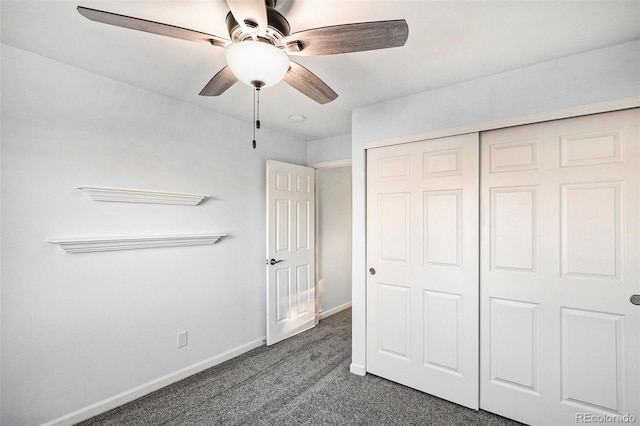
78,309,521,425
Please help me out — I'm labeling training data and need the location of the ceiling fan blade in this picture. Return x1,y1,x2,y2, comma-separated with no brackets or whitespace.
77,6,230,47
282,20,408,56
225,0,268,37
199,66,238,96
283,61,338,105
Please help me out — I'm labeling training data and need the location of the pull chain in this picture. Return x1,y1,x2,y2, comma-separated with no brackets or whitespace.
251,81,264,150
256,87,261,130
252,86,256,149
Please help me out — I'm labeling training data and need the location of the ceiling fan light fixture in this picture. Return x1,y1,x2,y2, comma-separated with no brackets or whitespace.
225,41,290,88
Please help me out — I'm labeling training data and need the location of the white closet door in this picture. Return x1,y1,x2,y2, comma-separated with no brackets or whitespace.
480,109,640,425
366,133,479,409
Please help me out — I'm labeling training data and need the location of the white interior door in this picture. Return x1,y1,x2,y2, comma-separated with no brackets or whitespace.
266,160,316,346
366,133,480,409
480,109,640,425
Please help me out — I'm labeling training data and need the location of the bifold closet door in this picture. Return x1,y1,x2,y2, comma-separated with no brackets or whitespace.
480,109,640,425
366,133,479,409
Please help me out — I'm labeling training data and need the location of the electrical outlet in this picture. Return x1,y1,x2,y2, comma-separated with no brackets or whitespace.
177,331,188,348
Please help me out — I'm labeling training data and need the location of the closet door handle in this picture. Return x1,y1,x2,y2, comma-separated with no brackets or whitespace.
369,268,376,275
268,258,284,265
631,294,640,306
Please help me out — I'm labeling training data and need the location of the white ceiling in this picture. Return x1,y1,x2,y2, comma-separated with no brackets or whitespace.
2,0,639,141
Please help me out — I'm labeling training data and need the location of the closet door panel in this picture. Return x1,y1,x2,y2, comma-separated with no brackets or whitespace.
480,109,640,425
367,133,479,409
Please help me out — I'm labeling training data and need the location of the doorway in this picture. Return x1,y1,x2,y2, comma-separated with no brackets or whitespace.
265,160,353,345
315,162,353,320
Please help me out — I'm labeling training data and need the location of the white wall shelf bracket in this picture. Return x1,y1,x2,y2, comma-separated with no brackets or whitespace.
49,234,226,253
77,186,209,205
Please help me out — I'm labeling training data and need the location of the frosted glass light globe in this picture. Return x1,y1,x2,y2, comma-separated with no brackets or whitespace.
225,41,290,88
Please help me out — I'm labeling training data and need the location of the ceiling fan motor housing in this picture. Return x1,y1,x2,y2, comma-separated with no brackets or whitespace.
225,6,291,45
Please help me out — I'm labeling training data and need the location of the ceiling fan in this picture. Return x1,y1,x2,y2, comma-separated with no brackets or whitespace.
77,0,409,105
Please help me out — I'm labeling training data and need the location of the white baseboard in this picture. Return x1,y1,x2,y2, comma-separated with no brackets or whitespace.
44,337,265,426
350,363,366,376
318,301,352,320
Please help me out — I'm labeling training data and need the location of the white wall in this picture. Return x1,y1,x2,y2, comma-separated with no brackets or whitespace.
350,39,640,374
354,40,640,147
307,134,351,165
316,166,352,316
0,44,307,425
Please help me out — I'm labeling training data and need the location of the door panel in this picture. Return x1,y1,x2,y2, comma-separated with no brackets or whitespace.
489,298,538,393
367,133,479,409
423,290,463,373
379,193,411,263
480,109,639,425
423,190,462,267
561,182,621,279
378,283,411,359
267,160,315,345
490,186,537,272
561,308,623,412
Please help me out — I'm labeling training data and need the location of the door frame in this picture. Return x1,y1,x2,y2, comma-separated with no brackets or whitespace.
352,97,640,377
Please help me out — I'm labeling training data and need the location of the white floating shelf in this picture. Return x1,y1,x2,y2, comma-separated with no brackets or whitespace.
77,186,209,205
49,234,226,254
